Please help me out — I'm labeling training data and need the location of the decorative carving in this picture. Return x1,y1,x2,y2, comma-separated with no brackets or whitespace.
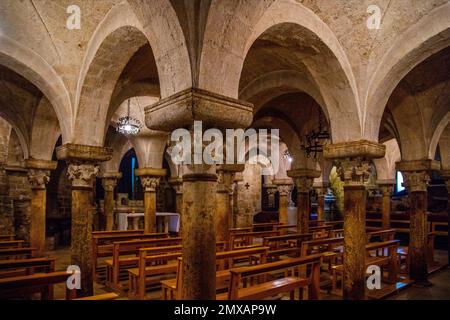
277,185,291,196
67,162,99,188
402,171,430,192
338,158,372,185
102,178,118,192
140,176,160,192
294,176,314,193
27,168,51,190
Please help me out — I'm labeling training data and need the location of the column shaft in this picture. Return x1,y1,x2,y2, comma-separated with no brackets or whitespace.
279,193,288,225
296,192,310,233
181,174,217,299
144,190,157,233
71,186,94,296
343,185,367,300
29,188,46,257
408,190,428,283
104,189,115,231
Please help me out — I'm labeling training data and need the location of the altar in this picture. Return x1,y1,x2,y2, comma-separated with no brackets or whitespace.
118,212,180,233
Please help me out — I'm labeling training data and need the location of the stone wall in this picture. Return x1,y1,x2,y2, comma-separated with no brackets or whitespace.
234,164,262,227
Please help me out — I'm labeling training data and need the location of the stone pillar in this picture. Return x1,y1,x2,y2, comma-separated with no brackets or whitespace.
324,140,385,300
135,168,167,234
397,160,439,285
144,87,253,300
25,159,57,257
216,165,244,244
440,170,450,266
274,179,292,225
169,177,183,234
314,183,329,222
56,144,112,297
377,180,395,229
288,169,321,233
101,172,122,231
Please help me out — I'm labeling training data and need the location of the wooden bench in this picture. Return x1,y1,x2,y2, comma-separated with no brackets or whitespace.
92,232,168,280
0,257,56,279
229,230,280,249
0,240,24,249
301,237,344,276
72,292,119,300
331,240,400,295
308,220,325,227
160,247,270,300
325,221,344,229
106,241,225,291
308,225,333,238
252,222,281,232
0,235,15,241
273,224,298,234
217,254,323,300
229,227,252,234
366,229,396,243
263,233,313,260
0,247,36,260
397,232,439,274
0,271,76,300
103,237,182,290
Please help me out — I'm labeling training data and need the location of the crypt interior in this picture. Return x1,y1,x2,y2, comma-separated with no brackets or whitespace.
0,0,449,301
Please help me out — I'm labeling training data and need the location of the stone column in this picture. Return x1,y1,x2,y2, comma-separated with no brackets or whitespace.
101,172,122,231
288,169,321,233
135,168,167,234
314,183,329,222
144,88,253,300
216,165,244,244
273,179,292,225
25,159,57,257
397,160,439,285
324,140,385,300
56,144,112,297
377,180,395,229
440,170,450,266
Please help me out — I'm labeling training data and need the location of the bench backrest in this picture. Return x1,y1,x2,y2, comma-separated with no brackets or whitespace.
0,235,15,242
366,229,396,242
0,247,36,259
0,257,55,273
262,233,313,250
230,231,280,249
227,253,323,299
0,240,24,249
301,237,344,256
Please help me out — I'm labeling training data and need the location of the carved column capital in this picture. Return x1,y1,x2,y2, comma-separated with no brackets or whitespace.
277,185,291,196
25,159,58,190
135,168,166,192
100,172,122,192
140,177,161,192
401,171,430,193
377,180,395,196
293,176,314,193
27,168,51,190
169,177,183,195
338,158,372,186
67,162,99,188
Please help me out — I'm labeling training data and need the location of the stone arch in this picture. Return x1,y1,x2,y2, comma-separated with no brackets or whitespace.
430,112,450,161
0,35,72,144
200,0,361,142
30,97,61,161
75,1,191,146
365,2,450,141
239,70,327,117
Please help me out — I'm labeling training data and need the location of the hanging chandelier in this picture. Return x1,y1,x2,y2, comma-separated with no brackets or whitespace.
301,109,331,160
283,149,293,163
116,99,142,135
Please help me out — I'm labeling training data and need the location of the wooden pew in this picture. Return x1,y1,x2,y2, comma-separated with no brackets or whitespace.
308,225,333,238
229,230,280,249
217,254,323,300
105,241,225,291
92,232,168,280
274,224,298,234
0,240,24,249
331,229,344,238
325,221,344,229
0,235,15,241
301,237,344,276
263,233,313,249
366,229,396,243
72,293,119,300
159,247,270,300
331,240,400,296
0,271,76,300
0,247,36,260
252,222,281,232
397,232,439,274
308,220,325,227
0,257,56,279
103,237,182,290
229,227,252,234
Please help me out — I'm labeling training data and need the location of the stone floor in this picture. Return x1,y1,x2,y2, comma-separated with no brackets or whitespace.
48,248,450,300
